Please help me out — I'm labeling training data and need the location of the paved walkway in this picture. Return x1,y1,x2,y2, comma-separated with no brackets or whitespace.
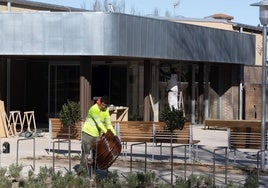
0,124,267,187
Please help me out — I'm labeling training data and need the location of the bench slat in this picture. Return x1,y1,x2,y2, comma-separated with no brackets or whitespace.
116,121,200,145
49,118,82,140
204,119,268,150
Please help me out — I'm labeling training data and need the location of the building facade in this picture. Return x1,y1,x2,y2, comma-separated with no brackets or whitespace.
0,0,264,128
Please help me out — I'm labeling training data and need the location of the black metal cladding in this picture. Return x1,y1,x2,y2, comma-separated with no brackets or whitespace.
0,12,255,65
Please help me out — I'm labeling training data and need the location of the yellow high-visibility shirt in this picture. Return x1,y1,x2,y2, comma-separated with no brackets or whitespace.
82,103,116,137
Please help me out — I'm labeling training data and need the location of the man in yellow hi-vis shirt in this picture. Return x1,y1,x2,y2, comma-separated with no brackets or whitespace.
80,96,116,175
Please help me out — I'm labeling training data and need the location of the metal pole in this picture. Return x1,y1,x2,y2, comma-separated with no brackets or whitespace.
204,64,209,120
239,64,243,120
261,25,267,170
6,58,10,113
68,128,71,173
191,64,195,124
239,27,244,120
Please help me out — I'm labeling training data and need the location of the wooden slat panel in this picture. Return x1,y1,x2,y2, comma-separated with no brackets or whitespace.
205,119,268,149
0,101,9,137
154,122,191,143
118,121,154,143
118,121,200,145
205,119,268,129
49,118,81,140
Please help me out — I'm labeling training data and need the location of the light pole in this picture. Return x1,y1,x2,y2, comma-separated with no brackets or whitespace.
251,0,268,171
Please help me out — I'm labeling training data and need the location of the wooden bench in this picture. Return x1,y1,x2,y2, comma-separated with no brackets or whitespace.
154,122,200,159
204,119,267,149
227,124,268,150
154,122,200,145
228,125,268,164
48,118,82,155
114,121,155,160
204,119,268,130
115,121,199,144
49,118,82,172
114,121,200,160
204,119,268,162
114,121,200,172
115,121,154,143
49,118,82,140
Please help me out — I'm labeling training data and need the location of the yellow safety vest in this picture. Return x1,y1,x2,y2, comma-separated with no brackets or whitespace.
82,104,116,137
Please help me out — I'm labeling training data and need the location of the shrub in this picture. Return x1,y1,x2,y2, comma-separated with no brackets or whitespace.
96,170,123,188
244,174,258,188
0,167,7,177
59,100,81,126
7,163,23,180
175,174,214,188
0,176,12,188
0,164,259,187
37,166,52,183
160,107,186,131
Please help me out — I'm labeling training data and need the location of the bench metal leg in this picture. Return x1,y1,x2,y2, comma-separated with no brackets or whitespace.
257,149,268,183
196,144,199,160
121,141,128,157
233,149,237,164
130,142,147,173
188,144,191,161
52,139,71,173
160,143,163,156
213,147,228,186
16,138,35,171
191,143,199,162
171,145,188,185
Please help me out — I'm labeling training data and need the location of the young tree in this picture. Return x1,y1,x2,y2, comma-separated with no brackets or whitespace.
93,0,101,11
165,10,171,17
87,0,126,13
81,0,178,18
130,6,135,15
153,7,159,17
81,1,86,9
103,0,109,12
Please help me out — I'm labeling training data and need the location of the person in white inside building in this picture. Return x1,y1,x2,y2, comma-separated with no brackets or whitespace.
166,68,178,110
160,65,179,110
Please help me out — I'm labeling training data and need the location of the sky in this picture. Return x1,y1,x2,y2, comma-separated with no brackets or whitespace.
31,0,262,26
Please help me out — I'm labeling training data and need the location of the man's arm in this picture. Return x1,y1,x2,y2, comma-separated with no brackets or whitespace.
104,110,116,135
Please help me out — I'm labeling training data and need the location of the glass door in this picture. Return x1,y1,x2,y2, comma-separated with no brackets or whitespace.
48,64,80,118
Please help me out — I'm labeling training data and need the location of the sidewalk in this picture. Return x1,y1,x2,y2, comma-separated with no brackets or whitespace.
0,124,267,187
